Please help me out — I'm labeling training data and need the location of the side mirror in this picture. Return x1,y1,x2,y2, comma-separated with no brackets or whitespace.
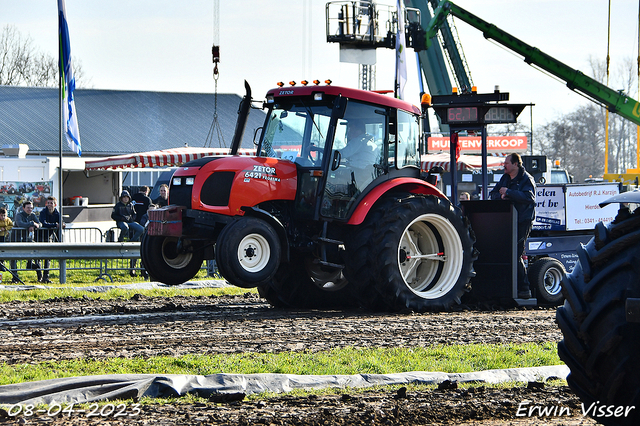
331,150,342,171
253,127,263,146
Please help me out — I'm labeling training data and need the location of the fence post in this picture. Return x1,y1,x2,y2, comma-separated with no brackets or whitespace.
60,260,67,284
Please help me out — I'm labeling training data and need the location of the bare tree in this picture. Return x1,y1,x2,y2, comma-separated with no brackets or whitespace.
535,57,637,182
0,24,85,88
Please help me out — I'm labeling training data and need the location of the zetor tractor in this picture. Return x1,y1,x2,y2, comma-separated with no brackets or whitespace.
142,81,477,311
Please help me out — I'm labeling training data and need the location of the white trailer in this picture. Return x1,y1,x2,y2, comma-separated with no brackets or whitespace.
525,182,621,304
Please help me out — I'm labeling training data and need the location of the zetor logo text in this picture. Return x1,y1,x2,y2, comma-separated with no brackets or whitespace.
252,165,276,175
278,90,294,95
244,165,280,182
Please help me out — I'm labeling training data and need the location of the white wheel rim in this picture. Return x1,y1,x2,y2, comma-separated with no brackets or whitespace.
237,233,271,273
161,237,193,269
398,213,464,299
544,267,563,296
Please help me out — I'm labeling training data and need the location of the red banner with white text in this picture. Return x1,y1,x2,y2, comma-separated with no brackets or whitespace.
427,136,528,153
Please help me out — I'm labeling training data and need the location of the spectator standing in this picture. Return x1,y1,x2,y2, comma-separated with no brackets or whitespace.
0,208,13,242
14,201,44,282
137,203,157,280
111,191,144,242
489,153,536,299
153,184,169,207
132,186,152,224
129,187,152,277
0,207,14,281
39,196,65,283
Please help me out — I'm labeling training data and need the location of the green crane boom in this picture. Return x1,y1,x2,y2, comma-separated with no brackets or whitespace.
425,1,640,127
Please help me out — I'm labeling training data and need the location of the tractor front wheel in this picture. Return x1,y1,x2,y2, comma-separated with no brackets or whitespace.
141,234,204,285
215,217,281,288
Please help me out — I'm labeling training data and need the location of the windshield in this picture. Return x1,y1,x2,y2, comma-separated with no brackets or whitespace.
259,103,333,167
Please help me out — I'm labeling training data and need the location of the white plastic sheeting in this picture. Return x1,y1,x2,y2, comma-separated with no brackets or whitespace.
0,366,570,407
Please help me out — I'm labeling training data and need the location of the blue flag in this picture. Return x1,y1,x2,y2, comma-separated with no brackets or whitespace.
58,0,81,156
395,0,407,100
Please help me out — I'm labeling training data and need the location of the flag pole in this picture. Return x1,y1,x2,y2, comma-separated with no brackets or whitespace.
58,5,64,244
58,0,82,247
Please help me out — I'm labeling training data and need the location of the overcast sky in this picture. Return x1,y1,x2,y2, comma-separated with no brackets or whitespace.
2,0,639,128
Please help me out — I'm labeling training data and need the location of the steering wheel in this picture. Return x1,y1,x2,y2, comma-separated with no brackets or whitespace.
307,145,323,164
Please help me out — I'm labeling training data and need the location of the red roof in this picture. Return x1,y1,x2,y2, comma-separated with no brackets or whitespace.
266,84,421,114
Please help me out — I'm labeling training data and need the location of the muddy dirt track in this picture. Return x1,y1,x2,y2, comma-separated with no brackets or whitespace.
0,294,598,425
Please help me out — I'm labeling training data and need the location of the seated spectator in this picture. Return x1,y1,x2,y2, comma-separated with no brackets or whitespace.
39,196,65,283
14,201,44,282
153,184,169,207
132,186,152,224
111,190,144,242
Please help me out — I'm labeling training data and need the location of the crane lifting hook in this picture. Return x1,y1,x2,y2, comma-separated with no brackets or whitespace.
212,45,220,78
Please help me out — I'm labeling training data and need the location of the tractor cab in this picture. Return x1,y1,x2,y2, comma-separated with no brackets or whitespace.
257,83,422,221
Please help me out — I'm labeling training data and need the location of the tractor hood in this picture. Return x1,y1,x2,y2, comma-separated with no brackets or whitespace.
172,156,298,216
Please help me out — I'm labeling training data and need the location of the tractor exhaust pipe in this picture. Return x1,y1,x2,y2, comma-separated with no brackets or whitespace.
230,80,252,155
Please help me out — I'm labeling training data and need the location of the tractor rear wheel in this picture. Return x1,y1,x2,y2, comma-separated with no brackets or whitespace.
556,209,640,426
141,234,204,285
345,193,476,312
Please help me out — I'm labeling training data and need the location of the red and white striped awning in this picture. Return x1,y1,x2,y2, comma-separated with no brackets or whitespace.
421,153,504,172
84,147,255,171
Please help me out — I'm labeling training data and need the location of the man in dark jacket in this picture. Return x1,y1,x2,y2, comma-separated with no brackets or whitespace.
489,153,536,299
111,190,144,242
14,201,44,282
39,196,65,283
131,186,152,224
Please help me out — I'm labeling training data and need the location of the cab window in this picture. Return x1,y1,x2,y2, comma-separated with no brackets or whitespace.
396,110,420,168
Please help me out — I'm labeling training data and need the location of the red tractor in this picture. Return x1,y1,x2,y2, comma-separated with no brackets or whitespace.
142,82,476,311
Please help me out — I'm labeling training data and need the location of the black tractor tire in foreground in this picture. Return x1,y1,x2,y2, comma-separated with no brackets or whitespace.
141,234,204,285
258,250,358,309
556,208,640,426
215,217,281,288
527,257,565,305
345,193,477,312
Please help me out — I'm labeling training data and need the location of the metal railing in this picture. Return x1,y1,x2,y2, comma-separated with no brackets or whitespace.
0,227,218,285
6,227,105,243
0,242,140,284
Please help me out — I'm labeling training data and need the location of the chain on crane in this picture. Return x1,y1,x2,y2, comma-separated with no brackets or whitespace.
205,43,225,148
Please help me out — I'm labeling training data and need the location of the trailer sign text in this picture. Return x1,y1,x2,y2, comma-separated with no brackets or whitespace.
533,184,620,232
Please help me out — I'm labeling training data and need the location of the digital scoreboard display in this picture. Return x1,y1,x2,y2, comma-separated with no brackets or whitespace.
447,107,478,123
440,105,521,124
484,106,516,123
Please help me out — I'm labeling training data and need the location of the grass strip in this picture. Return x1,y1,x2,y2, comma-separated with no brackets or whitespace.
0,342,560,386
0,262,216,287
0,285,253,302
